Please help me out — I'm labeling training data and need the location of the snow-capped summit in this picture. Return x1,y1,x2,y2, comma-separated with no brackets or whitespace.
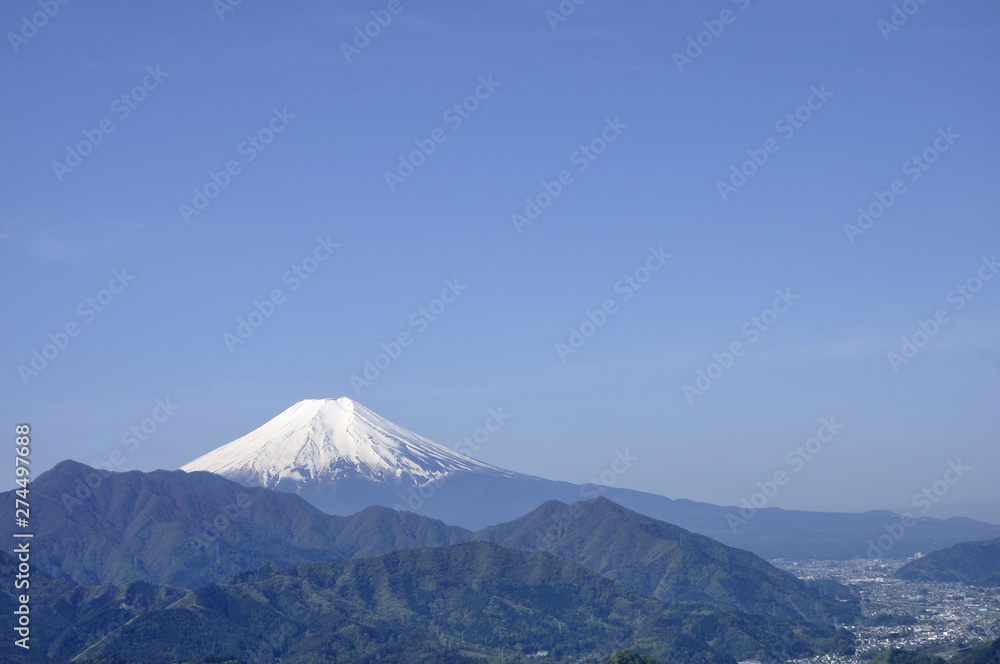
180,397,510,489
180,397,589,528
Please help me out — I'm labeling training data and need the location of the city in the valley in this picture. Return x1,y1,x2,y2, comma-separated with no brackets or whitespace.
772,557,999,664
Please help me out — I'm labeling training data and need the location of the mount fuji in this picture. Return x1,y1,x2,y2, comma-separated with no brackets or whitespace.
181,397,1000,557
180,397,586,528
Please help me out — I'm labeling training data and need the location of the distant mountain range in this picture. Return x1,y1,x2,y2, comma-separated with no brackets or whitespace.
895,537,1000,586
3,398,996,662
179,397,1000,559
0,461,859,628
0,460,865,662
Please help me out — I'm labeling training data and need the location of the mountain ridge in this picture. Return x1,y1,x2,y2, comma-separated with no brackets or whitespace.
475,496,861,626
174,397,1000,559
0,543,856,664
0,459,468,589
894,537,1000,586
1,461,859,631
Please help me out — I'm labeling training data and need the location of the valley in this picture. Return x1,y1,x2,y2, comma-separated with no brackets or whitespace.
777,558,1000,664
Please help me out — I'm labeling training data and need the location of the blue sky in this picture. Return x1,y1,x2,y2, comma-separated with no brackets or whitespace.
2,0,998,523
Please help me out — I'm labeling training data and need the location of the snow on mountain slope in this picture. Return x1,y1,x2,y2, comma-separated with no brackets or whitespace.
180,397,514,489
180,397,593,528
